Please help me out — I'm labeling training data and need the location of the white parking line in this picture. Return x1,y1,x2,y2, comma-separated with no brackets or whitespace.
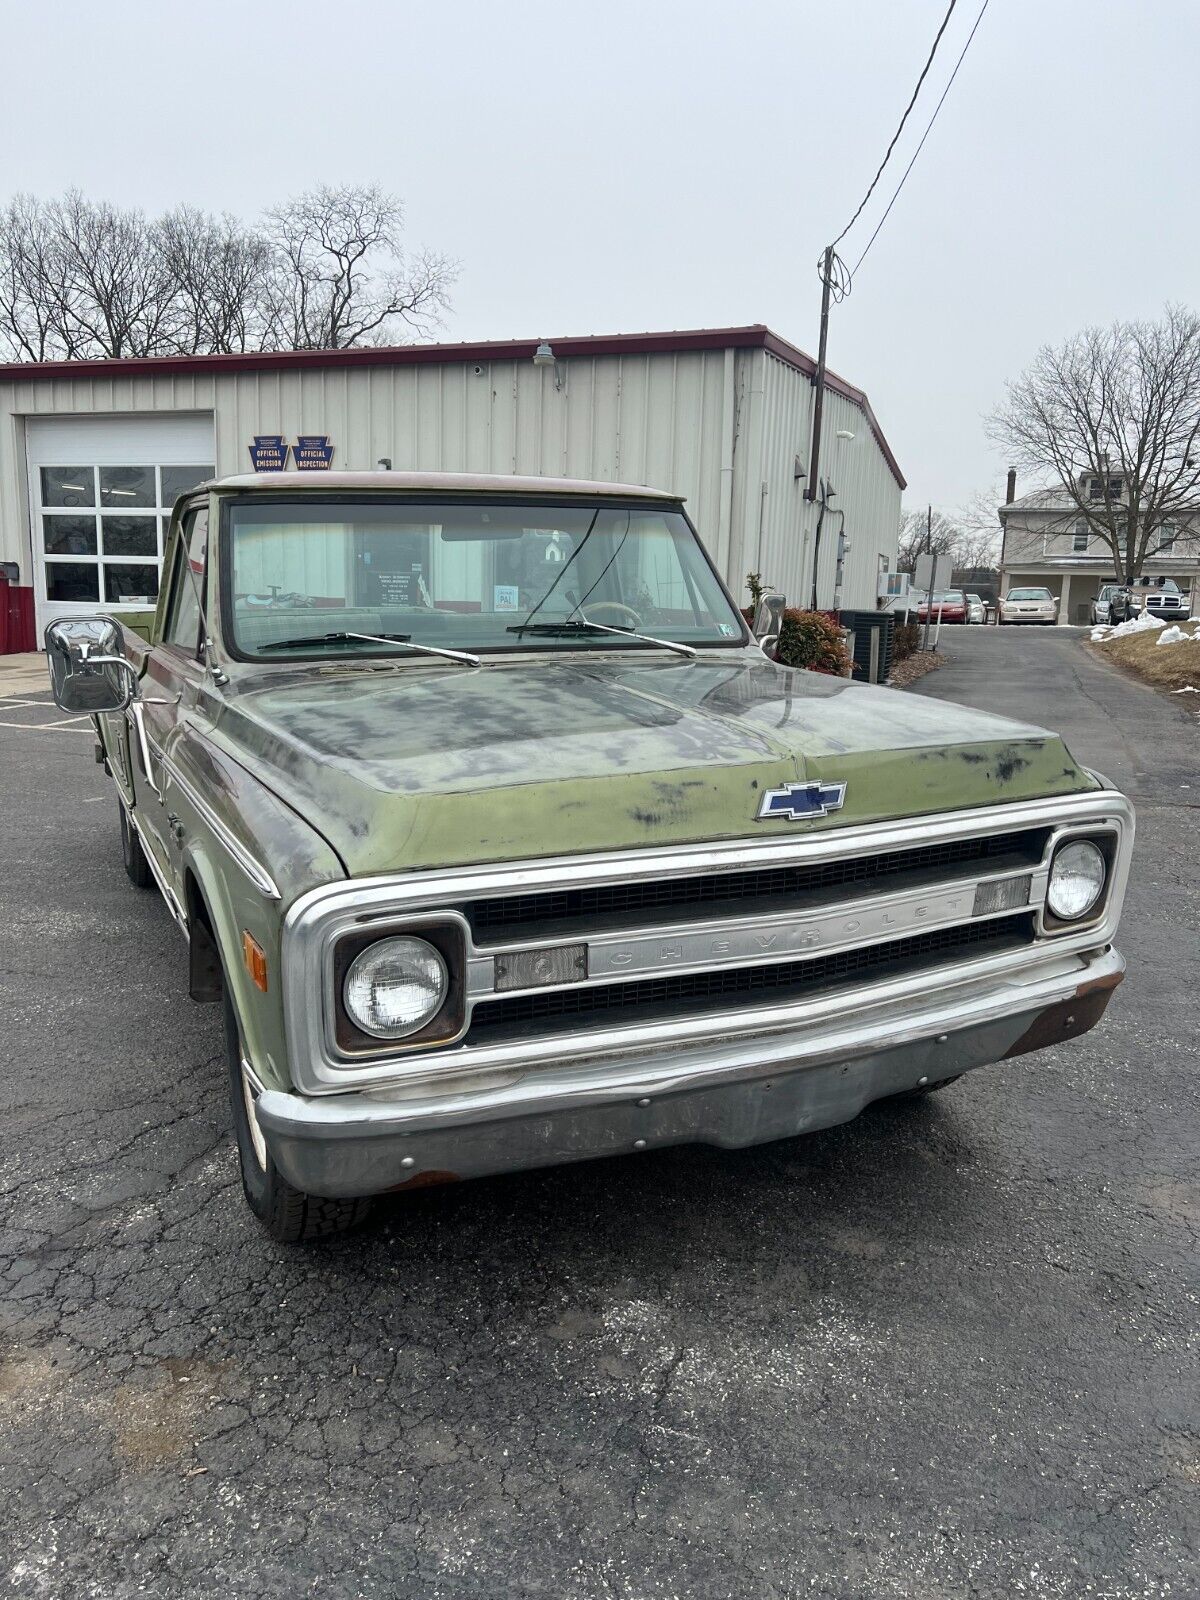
0,717,93,733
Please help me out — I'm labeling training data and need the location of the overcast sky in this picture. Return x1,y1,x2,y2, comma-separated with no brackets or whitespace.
3,0,1197,513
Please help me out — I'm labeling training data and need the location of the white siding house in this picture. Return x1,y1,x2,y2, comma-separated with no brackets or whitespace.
999,476,1200,624
0,327,904,647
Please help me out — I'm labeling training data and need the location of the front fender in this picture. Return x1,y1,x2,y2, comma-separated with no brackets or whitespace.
168,728,345,1092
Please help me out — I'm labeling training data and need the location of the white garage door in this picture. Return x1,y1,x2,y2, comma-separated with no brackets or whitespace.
25,413,214,636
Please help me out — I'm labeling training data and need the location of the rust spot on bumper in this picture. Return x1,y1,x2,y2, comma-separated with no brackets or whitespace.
1003,964,1123,1059
386,1169,461,1192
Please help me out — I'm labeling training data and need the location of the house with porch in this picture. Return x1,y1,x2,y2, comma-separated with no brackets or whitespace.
997,470,1200,625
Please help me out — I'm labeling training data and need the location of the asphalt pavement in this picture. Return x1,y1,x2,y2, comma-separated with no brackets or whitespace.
1,630,1197,1599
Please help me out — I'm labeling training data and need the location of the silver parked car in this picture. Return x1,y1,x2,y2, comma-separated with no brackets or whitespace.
966,593,986,624
1091,585,1119,626
1000,586,1059,625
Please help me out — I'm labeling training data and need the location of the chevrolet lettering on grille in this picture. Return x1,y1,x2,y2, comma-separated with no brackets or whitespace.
586,885,974,979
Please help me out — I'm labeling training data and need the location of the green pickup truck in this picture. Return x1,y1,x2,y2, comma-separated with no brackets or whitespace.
46,472,1133,1242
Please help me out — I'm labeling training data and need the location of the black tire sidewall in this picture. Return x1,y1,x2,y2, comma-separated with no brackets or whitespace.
221,975,371,1241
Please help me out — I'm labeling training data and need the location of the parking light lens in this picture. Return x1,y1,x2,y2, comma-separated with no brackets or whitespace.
1047,839,1106,921
344,936,448,1037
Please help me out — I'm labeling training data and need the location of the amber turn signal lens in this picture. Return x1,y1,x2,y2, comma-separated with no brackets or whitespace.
242,931,268,992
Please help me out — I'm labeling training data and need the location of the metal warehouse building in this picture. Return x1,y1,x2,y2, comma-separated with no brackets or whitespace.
0,325,904,650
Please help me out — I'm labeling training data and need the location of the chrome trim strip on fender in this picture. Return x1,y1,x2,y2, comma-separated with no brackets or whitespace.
160,754,281,901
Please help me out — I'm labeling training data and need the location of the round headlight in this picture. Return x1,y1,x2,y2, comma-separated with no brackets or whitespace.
344,936,448,1038
1047,839,1106,921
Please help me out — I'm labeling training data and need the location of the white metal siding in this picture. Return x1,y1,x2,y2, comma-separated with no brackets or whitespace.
755,354,902,613
0,347,900,617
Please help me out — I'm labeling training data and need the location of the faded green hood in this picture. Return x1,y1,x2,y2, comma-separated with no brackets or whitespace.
209,654,1095,877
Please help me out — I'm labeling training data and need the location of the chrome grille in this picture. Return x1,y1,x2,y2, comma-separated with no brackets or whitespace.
466,828,1050,941
468,913,1036,1043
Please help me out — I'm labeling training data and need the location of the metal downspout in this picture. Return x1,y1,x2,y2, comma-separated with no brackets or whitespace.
717,348,736,580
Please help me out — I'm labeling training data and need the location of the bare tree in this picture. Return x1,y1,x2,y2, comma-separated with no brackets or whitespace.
43,190,180,357
0,183,459,360
896,502,1000,574
988,306,1200,582
0,195,66,361
158,206,275,354
265,184,457,349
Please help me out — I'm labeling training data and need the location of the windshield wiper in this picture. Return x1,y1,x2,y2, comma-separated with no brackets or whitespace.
258,630,481,666
506,619,696,659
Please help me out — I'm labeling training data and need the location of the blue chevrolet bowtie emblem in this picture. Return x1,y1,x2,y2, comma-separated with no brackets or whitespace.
757,780,848,821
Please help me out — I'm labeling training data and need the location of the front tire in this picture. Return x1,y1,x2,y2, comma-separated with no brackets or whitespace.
119,803,153,889
223,982,372,1242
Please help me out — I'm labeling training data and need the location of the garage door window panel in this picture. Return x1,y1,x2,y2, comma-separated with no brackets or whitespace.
100,466,155,508
43,515,97,556
103,563,160,604
40,467,95,508
162,465,213,506
101,516,158,557
46,562,100,602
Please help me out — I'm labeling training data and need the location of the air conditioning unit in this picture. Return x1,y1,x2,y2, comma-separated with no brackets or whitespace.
878,571,910,600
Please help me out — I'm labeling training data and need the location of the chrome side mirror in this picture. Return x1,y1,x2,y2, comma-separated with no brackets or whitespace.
44,617,136,713
752,593,786,649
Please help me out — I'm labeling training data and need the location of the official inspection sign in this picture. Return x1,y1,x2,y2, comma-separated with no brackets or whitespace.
293,435,335,469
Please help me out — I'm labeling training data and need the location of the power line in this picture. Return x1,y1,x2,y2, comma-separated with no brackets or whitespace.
850,0,992,276
830,0,960,251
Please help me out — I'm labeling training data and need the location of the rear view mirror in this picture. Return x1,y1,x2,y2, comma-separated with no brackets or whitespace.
752,593,786,642
45,617,136,713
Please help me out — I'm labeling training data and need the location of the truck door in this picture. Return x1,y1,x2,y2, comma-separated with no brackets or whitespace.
127,504,209,893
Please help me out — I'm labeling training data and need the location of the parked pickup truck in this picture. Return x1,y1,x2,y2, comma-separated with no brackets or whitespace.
1126,577,1191,621
46,472,1134,1242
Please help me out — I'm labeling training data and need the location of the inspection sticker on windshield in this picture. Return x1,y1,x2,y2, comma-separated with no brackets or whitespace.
493,585,519,611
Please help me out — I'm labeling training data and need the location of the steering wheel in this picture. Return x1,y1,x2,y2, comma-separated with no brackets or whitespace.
580,601,641,629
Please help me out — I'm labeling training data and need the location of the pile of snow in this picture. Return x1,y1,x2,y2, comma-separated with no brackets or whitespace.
1171,686,1199,695
1156,624,1200,646
1091,611,1167,643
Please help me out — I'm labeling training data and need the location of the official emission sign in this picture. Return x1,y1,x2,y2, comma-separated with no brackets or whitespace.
248,436,289,471
247,435,336,471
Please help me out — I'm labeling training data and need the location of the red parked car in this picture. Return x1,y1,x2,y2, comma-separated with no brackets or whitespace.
915,589,968,624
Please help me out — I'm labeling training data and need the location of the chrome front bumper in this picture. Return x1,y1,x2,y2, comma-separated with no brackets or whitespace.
255,942,1124,1198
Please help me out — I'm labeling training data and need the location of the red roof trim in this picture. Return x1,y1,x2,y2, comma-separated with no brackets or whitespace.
0,324,905,489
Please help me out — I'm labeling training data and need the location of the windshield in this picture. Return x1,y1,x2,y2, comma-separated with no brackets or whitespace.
1008,588,1052,601
928,591,965,604
225,497,746,659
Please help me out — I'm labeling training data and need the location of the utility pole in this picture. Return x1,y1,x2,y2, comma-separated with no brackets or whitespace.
806,245,835,612
805,246,835,507
920,503,933,653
